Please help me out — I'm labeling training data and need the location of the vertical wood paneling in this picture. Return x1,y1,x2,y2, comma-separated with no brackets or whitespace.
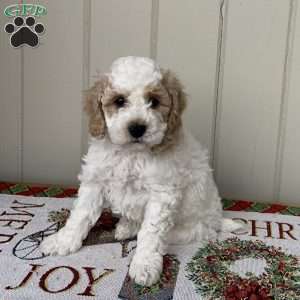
90,0,151,72
279,1,300,205
23,0,83,185
0,1,22,181
81,0,91,159
157,0,221,151
83,0,153,154
215,0,290,202
1,0,300,206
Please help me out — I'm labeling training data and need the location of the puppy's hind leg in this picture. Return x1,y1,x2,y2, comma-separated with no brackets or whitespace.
115,217,140,241
40,183,104,256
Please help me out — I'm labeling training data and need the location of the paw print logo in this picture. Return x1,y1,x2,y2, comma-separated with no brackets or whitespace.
4,16,45,48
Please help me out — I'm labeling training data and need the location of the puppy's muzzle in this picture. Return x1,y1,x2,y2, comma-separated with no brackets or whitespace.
128,122,147,138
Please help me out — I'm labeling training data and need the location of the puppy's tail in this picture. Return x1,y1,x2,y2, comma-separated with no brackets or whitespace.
221,218,248,233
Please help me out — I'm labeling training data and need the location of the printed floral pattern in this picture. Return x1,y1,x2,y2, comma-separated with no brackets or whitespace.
186,238,300,300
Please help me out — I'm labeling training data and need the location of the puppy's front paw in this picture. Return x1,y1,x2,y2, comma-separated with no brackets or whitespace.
129,252,163,286
40,231,82,256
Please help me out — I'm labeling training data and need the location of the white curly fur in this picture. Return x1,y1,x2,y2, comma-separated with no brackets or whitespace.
110,56,162,90
41,56,236,287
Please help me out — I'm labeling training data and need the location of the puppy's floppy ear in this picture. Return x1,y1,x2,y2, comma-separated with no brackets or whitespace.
161,69,187,135
83,75,109,138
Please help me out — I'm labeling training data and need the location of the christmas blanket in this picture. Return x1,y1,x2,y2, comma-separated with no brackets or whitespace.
0,183,300,300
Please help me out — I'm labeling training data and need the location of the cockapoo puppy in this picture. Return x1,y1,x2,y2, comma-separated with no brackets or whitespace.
41,56,239,286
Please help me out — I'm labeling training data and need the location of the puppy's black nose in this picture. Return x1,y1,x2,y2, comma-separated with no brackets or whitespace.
128,123,147,138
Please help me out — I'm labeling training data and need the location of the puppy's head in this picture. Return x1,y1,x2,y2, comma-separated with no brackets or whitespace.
84,56,186,152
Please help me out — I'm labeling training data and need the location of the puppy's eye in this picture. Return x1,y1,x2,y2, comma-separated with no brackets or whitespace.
114,96,126,108
149,97,160,109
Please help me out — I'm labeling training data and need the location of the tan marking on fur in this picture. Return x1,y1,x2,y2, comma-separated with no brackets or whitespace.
83,75,109,138
151,69,187,153
143,83,171,121
102,89,130,118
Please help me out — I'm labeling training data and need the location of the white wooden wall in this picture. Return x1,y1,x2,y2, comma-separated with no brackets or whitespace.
0,0,300,205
